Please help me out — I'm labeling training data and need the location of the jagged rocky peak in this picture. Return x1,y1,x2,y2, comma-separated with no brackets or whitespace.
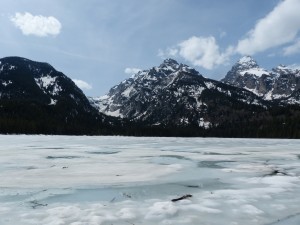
221,56,300,103
157,58,199,76
160,58,179,66
223,55,270,82
221,56,271,97
237,55,259,67
158,58,180,72
272,64,300,76
90,57,267,128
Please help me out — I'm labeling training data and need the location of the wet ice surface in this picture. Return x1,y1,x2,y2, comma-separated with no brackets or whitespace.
0,136,300,225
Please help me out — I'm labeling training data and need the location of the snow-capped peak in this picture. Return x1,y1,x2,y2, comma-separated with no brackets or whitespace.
158,58,180,72
277,64,287,69
273,64,300,77
274,64,299,72
236,56,259,69
223,56,300,103
229,56,269,77
162,58,179,65
288,64,300,71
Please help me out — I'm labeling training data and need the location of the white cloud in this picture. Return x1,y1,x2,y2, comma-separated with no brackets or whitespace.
11,12,62,37
283,39,300,56
179,36,233,69
158,36,233,70
236,0,300,55
220,31,227,39
158,47,178,59
124,67,141,75
73,79,92,90
288,63,300,70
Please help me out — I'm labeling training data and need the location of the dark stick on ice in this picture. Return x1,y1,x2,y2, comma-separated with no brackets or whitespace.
171,194,192,202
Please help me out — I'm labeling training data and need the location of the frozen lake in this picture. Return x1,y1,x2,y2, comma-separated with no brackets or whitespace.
0,135,300,225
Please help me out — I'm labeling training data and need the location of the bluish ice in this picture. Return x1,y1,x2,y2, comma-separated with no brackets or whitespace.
0,135,299,225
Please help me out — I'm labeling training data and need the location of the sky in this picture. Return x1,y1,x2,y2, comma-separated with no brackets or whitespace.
1,0,300,96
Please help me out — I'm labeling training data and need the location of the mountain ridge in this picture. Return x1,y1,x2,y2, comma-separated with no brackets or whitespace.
222,56,300,103
1,56,300,137
0,56,123,135
90,58,270,128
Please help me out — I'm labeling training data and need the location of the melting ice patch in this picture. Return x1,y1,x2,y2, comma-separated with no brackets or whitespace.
0,136,300,225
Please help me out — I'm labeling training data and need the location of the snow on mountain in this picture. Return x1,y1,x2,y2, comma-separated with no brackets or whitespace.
237,55,259,69
91,59,267,128
222,56,300,104
272,65,300,77
239,68,270,77
35,75,62,97
0,56,126,135
0,56,93,111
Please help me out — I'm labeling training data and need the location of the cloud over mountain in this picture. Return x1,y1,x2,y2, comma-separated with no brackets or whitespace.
159,36,233,70
73,79,92,90
124,68,141,75
236,0,300,55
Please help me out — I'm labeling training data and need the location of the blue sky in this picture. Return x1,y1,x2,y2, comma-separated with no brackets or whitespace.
1,0,300,96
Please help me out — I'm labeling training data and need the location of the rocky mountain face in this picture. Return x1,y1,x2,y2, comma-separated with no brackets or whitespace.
1,56,299,137
0,56,92,110
0,56,118,134
222,56,300,104
91,59,268,129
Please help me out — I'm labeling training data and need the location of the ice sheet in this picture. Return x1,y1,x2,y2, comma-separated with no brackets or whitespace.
0,136,300,225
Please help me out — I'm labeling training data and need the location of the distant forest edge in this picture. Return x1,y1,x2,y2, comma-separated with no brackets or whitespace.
1,100,300,138
0,56,300,138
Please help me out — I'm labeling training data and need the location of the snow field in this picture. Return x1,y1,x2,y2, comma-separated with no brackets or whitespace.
0,136,300,225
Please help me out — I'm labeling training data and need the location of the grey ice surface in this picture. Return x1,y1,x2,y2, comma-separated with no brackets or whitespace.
0,135,300,225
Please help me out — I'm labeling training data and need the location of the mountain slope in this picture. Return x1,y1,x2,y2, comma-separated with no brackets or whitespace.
0,56,92,109
222,56,300,103
91,59,269,129
0,56,119,135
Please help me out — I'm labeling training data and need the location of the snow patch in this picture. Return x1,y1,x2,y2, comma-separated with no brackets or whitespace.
244,87,264,97
272,94,289,99
35,75,56,89
198,118,210,129
122,86,134,98
240,68,270,77
49,99,57,105
287,97,300,105
1,80,12,87
205,82,215,89
35,75,62,95
105,109,123,118
9,65,16,70
180,117,189,125
238,56,255,64
264,89,274,100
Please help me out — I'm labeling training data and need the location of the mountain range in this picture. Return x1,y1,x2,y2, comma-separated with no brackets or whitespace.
1,56,300,137
90,58,267,128
222,56,300,104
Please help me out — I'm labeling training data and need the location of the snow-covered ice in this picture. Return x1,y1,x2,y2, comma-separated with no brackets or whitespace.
0,135,300,225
